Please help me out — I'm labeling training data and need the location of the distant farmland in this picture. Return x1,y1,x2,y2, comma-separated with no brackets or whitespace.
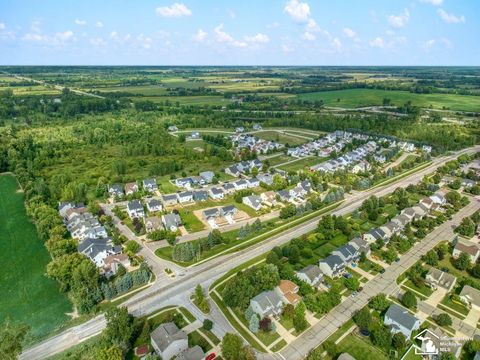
0,175,70,343
297,88,480,112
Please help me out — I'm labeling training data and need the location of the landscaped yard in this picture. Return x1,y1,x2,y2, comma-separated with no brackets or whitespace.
0,175,71,343
278,156,328,172
402,280,434,298
178,209,205,232
337,333,389,360
439,295,470,317
253,130,308,146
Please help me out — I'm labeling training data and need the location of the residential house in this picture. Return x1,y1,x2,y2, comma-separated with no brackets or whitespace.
58,202,76,218
277,189,294,203
452,240,480,263
296,265,323,288
261,191,277,207
221,205,237,219
190,131,200,139
401,207,416,221
162,194,178,206
127,200,145,219
233,180,248,191
108,184,124,198
168,125,178,132
349,237,371,257
363,228,387,244
78,238,116,267
351,160,372,174
209,187,225,200
384,304,421,338
146,198,163,213
243,195,263,211
298,180,312,194
145,216,163,233
430,192,447,206
193,190,208,202
162,213,182,232
332,244,359,264
425,268,457,292
462,179,476,188
199,171,215,184
203,208,220,221
103,254,131,277
247,178,260,188
391,214,411,229
222,183,236,195
175,178,193,189
125,182,139,195
250,290,284,318
142,178,158,193
276,280,301,306
150,322,188,360
253,123,262,130
176,346,205,360
319,254,346,278
177,191,194,203
235,127,245,133
419,197,435,212
460,285,480,310
412,205,427,220
225,165,241,177
257,173,274,186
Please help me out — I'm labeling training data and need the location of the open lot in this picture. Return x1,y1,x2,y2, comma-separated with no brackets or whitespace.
297,88,480,112
0,175,71,342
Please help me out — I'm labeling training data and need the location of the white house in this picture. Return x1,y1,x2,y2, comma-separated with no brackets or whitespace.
209,187,225,200
296,265,323,288
146,198,163,213
150,322,188,360
384,304,421,338
162,213,182,232
177,191,194,203
243,195,263,211
127,200,145,219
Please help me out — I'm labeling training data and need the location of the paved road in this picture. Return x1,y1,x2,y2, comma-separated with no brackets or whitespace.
20,145,480,359
277,198,480,360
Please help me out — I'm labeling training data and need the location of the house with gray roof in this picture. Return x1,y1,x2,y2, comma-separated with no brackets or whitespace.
221,205,237,217
425,268,456,292
401,207,416,221
150,322,188,360
127,200,145,219
193,190,208,202
319,254,346,278
162,213,182,232
175,177,194,189
257,172,274,186
460,285,480,309
78,237,116,267
384,304,421,338
222,182,235,194
243,195,263,211
177,345,205,360
296,265,323,288
162,194,178,206
332,244,359,264
234,179,248,190
108,184,124,198
199,171,215,184
203,208,220,220
363,228,387,244
250,289,285,318
146,198,163,213
177,191,194,203
142,178,158,193
349,237,371,257
247,178,260,188
391,214,411,229
209,187,225,200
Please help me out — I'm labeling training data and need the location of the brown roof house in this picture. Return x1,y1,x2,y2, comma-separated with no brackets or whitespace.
276,280,302,306
452,240,480,263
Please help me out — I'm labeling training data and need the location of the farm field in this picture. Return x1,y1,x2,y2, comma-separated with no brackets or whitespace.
132,95,231,106
278,156,327,172
297,88,480,112
0,175,71,342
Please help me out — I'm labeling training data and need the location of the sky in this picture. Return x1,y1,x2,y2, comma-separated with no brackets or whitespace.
0,0,478,66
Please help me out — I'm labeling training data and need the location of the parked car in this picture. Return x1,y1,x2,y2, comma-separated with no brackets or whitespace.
206,353,216,360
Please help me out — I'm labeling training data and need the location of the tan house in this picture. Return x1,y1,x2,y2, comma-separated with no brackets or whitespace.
260,191,277,207
125,182,139,195
452,240,480,263
459,285,480,310
145,216,163,233
276,280,301,306
425,268,456,292
103,254,131,276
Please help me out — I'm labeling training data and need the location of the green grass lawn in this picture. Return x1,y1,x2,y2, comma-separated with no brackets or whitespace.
297,88,480,112
188,330,212,352
0,175,71,343
253,130,308,146
278,157,328,172
403,280,434,298
178,209,206,233
337,333,389,360
440,296,470,316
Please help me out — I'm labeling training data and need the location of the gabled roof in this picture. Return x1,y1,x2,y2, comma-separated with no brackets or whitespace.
320,254,345,269
455,241,480,256
460,285,480,307
150,322,187,352
127,200,143,212
297,264,323,282
385,304,419,331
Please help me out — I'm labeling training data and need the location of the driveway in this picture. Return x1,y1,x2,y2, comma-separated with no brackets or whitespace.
424,287,447,307
464,308,480,328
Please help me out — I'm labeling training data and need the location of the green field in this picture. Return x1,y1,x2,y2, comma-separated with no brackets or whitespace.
337,333,389,360
297,88,480,112
133,95,231,106
278,156,327,172
0,175,71,342
254,130,309,146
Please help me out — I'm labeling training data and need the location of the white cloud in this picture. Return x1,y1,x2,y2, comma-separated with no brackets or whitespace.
302,31,316,41
214,24,234,43
305,18,318,32
74,19,86,26
342,27,356,39
387,9,410,28
245,33,270,44
156,3,192,17
90,37,106,46
437,9,465,24
284,0,311,23
332,37,342,51
227,9,236,19
267,22,280,29
231,40,248,48
423,37,452,50
95,21,104,28
56,30,74,41
193,29,207,42
282,44,294,53
0,23,5,30
369,37,385,48
419,0,443,5
30,20,41,33
136,34,152,49
22,30,75,46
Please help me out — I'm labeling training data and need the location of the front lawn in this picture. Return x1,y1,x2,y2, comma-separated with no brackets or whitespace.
179,209,205,232
440,295,469,316
337,333,389,360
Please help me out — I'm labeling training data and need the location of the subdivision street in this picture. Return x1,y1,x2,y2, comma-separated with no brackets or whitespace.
20,145,480,360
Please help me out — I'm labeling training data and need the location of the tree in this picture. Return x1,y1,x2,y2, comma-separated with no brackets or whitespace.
392,332,406,349
203,319,213,331
370,324,392,349
439,353,456,360
435,313,452,327
259,317,272,332
282,304,295,319
0,319,29,360
401,291,417,309
125,240,140,254
323,340,338,358
344,277,360,291
423,250,439,266
221,333,244,360
455,217,476,238
102,307,134,352
293,301,308,332
368,293,390,312
353,307,373,330
454,252,471,271
248,314,259,333
96,345,123,360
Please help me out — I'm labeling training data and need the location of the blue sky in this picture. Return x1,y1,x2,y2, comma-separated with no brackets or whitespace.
0,0,478,65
